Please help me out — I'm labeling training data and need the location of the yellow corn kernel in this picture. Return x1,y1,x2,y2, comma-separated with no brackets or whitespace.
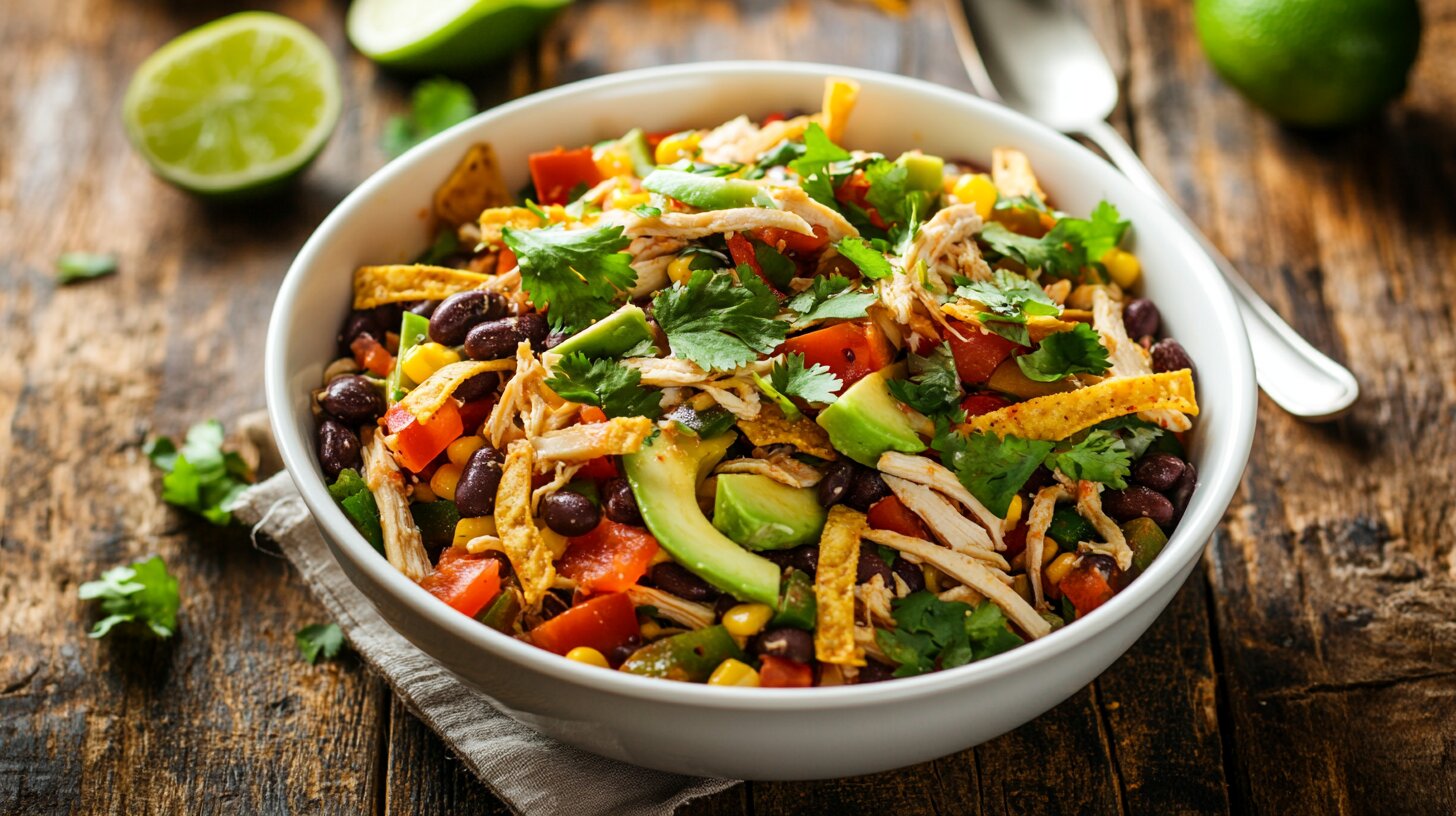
1003,494,1024,531
452,515,497,548
951,173,997,220
667,255,694,285
429,463,462,502
565,646,611,668
400,342,461,385
654,130,701,165
689,391,717,411
412,482,437,503
594,147,634,178
1045,552,1078,587
639,618,666,640
922,564,944,593
722,603,774,638
447,435,485,468
1101,248,1142,289
649,547,674,566
611,190,651,211
707,658,761,687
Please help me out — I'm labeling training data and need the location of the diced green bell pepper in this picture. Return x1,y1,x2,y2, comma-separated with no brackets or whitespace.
411,499,461,551
771,568,817,630
477,589,522,633
330,468,385,553
1122,517,1168,573
1046,507,1096,550
641,169,769,211
387,311,432,404
619,625,746,681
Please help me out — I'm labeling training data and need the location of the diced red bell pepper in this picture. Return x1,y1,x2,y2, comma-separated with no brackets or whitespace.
350,335,394,377
559,520,660,593
419,549,502,617
867,495,931,540
1000,522,1028,559
725,232,774,289
759,655,814,688
834,172,889,229
752,224,830,255
497,245,517,274
528,146,603,206
762,112,787,125
946,321,1021,384
780,321,893,393
384,399,464,473
529,592,640,656
1059,562,1117,617
579,406,608,424
960,393,1012,418
458,398,494,432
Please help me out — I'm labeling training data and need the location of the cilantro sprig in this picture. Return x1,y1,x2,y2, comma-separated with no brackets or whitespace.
382,78,478,157
979,200,1129,278
875,592,1023,676
56,252,117,285
545,352,662,418
955,269,1060,346
1046,430,1132,488
652,268,787,370
785,274,878,327
1016,323,1111,382
503,224,636,333
788,123,851,208
78,556,179,639
754,353,841,420
832,237,895,281
888,345,963,420
935,421,1138,515
145,420,251,526
297,623,346,664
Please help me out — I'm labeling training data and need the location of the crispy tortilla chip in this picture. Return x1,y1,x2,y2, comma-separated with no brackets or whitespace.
815,506,868,667
477,205,569,248
991,147,1046,201
531,416,654,462
737,403,838,460
943,301,1079,343
353,265,492,310
496,440,555,607
396,359,516,423
965,370,1198,440
820,77,860,143
434,143,513,226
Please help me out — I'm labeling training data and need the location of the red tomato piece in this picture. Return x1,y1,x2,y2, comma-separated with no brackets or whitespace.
419,550,502,617
1059,563,1116,617
762,112,787,125
350,335,394,377
529,592,640,656
834,173,889,229
867,495,931,540
528,146,604,206
960,393,1012,418
759,655,814,688
946,321,1021,384
752,224,830,255
384,399,464,473
780,321,894,393
559,520,661,593
458,398,494,432
576,456,619,481
497,245,517,274
1000,522,1028,559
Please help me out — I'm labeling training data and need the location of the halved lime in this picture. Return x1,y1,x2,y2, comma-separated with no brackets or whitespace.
347,0,571,72
122,12,342,198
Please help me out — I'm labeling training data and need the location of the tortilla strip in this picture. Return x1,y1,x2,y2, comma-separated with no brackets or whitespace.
434,143,513,226
477,205,569,247
361,429,433,582
621,207,815,240
814,506,868,667
495,440,555,607
737,403,838,460
820,77,860,143
965,370,1198,440
942,301,1079,344
353,264,492,309
395,359,515,423
864,527,1051,640
530,416,654,462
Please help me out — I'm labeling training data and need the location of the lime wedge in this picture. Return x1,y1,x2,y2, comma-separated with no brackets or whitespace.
122,12,342,198
347,0,571,72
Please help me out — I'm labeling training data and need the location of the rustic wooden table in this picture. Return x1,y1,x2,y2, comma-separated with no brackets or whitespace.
4,0,1454,813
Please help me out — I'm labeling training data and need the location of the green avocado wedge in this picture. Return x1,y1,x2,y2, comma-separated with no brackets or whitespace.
713,474,826,551
622,430,781,605
816,368,927,466
550,304,654,359
347,0,571,72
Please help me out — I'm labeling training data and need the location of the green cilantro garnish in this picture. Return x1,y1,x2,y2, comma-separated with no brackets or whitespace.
652,268,787,370
994,192,1050,213
863,159,931,227
874,592,1024,676
545,352,662,418
955,269,1061,345
296,623,346,664
788,123,851,208
56,252,117,285
381,78,478,157
933,421,1053,518
773,353,842,405
1045,430,1132,488
785,273,878,327
664,404,739,438
978,200,1129,277
631,204,663,218
754,241,797,289
78,555,179,639
888,344,963,419
1093,415,1164,459
415,226,459,266
145,420,251,526
503,224,636,333
754,138,807,172
832,237,895,281
1016,323,1112,382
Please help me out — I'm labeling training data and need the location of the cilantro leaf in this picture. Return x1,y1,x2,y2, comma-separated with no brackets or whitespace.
1057,201,1130,265
78,555,179,639
145,420,251,526
832,237,895,281
503,224,636,333
888,344,962,419
875,627,938,677
994,192,1050,214
56,252,117,285
1016,323,1111,382
788,123,851,208
382,78,478,157
415,226,459,266
296,623,346,664
965,602,1024,660
876,592,1024,676
754,241,797,289
863,158,931,227
1045,430,1132,488
545,352,662,418
785,273,878,327
631,204,662,218
652,268,787,370
977,200,1129,278
770,353,841,405
1093,415,1164,459
754,138,806,171
933,420,1053,517
955,269,1060,346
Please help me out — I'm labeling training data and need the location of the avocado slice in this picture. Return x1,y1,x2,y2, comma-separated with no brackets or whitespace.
896,151,946,193
815,368,927,466
712,474,827,551
550,303,654,359
622,429,781,605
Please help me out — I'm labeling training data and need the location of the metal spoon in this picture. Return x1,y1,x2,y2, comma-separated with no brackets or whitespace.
947,0,1359,421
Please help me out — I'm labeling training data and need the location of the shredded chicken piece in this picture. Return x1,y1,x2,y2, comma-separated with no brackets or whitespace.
865,527,1050,639
1025,485,1072,608
485,342,552,446
714,446,823,488
495,440,555,607
763,184,858,242
937,585,986,606
609,207,814,241
881,475,1007,568
1071,479,1134,571
853,625,890,664
698,114,814,165
877,451,1004,549
736,403,838,459
856,574,897,628
530,461,583,515
620,357,768,421
531,417,655,463
875,204,995,348
627,586,715,630
991,147,1046,200
1091,288,1192,432
361,429,432,581
464,534,503,555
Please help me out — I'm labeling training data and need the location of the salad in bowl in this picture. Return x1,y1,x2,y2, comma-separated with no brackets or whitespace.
311,77,1200,689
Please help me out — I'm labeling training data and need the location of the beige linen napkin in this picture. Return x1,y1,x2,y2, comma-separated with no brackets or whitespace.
232,471,739,815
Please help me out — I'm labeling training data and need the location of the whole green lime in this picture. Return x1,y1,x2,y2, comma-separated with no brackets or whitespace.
1195,0,1421,128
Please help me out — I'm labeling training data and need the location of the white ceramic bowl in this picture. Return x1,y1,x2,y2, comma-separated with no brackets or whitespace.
266,62,1256,780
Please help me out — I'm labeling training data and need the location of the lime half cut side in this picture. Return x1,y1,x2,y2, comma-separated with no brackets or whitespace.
348,0,571,72
123,12,342,198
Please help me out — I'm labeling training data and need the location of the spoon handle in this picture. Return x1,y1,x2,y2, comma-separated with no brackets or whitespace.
1081,120,1359,421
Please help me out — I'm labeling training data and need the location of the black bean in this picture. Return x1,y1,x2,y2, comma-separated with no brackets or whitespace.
518,312,550,351
649,562,718,603
602,478,642,525
891,555,925,593
1122,298,1161,340
538,591,571,621
762,549,796,568
843,469,891,512
1080,552,1118,578
1102,485,1175,527
1151,338,1194,374
856,545,894,586
857,660,895,684
541,491,600,537
1171,462,1198,522
455,446,505,517
756,627,814,663
464,317,525,361
789,545,820,574
371,303,405,332
408,299,441,319
430,291,502,346
453,371,499,403
1132,452,1186,491
713,594,738,621
607,635,643,666
317,420,360,478
338,310,383,352
321,375,385,424
543,330,568,351
817,460,854,507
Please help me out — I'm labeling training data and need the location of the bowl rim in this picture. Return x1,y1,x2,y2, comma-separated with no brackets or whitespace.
265,60,1256,711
